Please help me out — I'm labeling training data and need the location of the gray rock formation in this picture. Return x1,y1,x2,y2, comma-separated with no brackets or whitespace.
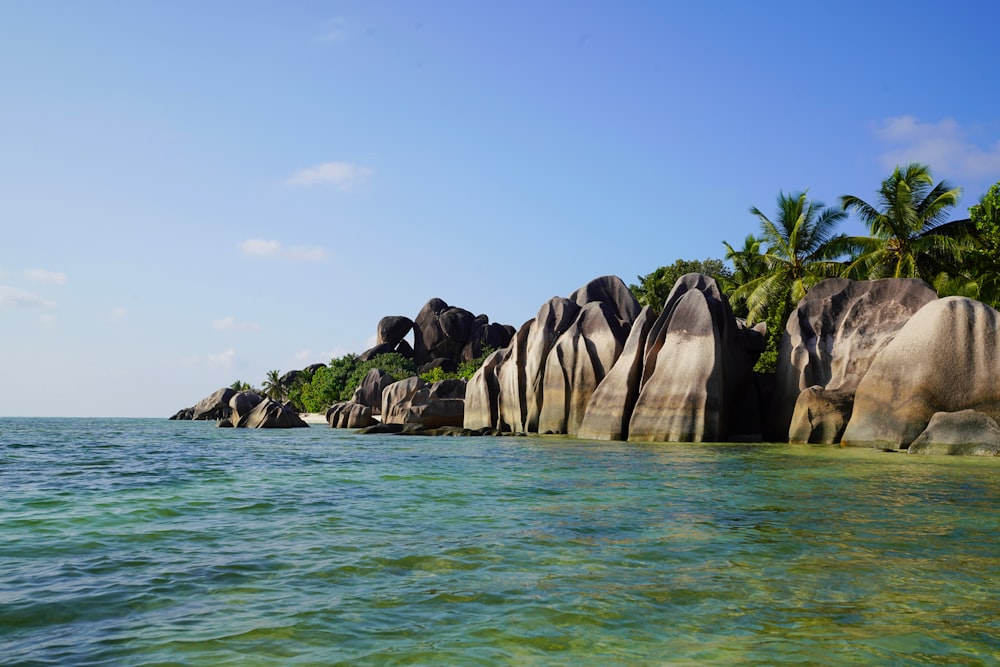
627,274,757,442
229,391,264,426
842,297,1000,449
908,410,1000,456
787,386,854,445
381,376,430,425
326,401,376,428
769,278,937,441
463,348,510,431
382,377,466,428
192,387,237,420
351,368,396,415
537,301,628,434
237,398,309,428
377,315,414,347
577,306,656,440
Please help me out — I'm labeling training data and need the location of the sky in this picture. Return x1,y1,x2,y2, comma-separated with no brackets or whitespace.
2,1,999,417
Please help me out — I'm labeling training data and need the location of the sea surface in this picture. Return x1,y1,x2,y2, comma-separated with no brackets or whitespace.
2,417,1000,666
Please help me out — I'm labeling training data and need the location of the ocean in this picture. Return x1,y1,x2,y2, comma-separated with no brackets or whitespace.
2,417,999,665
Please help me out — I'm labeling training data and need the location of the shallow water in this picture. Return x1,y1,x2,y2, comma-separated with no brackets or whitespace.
2,417,999,666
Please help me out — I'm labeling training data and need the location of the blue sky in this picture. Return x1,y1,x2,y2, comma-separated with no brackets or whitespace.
2,1,999,417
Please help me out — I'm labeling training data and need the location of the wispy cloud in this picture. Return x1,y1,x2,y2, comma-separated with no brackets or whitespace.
208,348,237,368
212,316,261,331
286,161,374,190
23,268,67,285
111,307,127,320
875,116,1000,182
239,239,328,262
0,285,53,308
317,17,350,43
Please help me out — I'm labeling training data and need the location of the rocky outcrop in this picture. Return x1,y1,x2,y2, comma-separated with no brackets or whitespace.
627,274,762,442
769,278,937,440
577,307,656,440
537,301,629,434
236,398,309,428
462,347,510,431
377,316,414,347
229,391,264,425
382,377,466,428
351,368,396,414
169,387,235,420
787,386,854,445
412,298,514,368
467,276,646,435
842,297,1000,450
907,411,1000,456
326,401,376,428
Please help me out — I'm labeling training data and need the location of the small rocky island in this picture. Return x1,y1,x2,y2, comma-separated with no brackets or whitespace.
172,273,1000,455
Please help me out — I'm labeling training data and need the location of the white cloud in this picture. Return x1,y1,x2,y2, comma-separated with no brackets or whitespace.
111,307,127,320
212,316,261,331
875,116,1000,181
0,285,53,308
208,348,237,368
23,268,67,285
294,349,313,361
286,161,374,190
317,17,350,43
238,239,328,262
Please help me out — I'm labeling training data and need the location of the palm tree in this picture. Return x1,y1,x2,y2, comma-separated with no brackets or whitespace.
262,370,286,401
722,234,767,319
731,191,847,325
840,163,963,282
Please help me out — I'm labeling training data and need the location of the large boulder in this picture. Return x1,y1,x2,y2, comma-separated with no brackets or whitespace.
908,410,1000,456
628,274,759,442
842,297,1000,449
191,387,237,420
537,300,629,434
412,299,474,366
769,278,937,441
381,376,430,424
787,386,854,445
326,401,376,428
577,306,656,440
229,391,264,425
382,378,466,428
463,347,510,430
569,274,641,326
351,368,396,414
237,398,309,428
377,316,414,347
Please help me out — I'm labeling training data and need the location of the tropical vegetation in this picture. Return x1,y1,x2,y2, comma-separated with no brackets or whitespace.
632,163,999,373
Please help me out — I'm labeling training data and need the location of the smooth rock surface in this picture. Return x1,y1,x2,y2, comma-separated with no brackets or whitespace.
908,410,1000,456
770,278,937,440
842,297,1000,449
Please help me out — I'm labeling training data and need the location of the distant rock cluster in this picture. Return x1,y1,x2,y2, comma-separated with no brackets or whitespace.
172,272,1000,455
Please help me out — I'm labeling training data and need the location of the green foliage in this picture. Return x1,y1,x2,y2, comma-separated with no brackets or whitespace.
418,346,496,383
262,369,286,401
229,380,257,393
344,353,416,400
965,180,1000,308
291,352,417,413
841,163,964,283
629,258,732,312
732,190,848,325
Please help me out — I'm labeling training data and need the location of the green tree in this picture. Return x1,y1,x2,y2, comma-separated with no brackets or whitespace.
964,180,1000,307
229,379,257,393
629,258,732,312
731,190,847,326
840,163,963,282
721,234,767,319
262,369,286,402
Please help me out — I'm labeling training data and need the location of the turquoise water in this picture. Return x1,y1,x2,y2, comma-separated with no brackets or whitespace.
2,418,1000,666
